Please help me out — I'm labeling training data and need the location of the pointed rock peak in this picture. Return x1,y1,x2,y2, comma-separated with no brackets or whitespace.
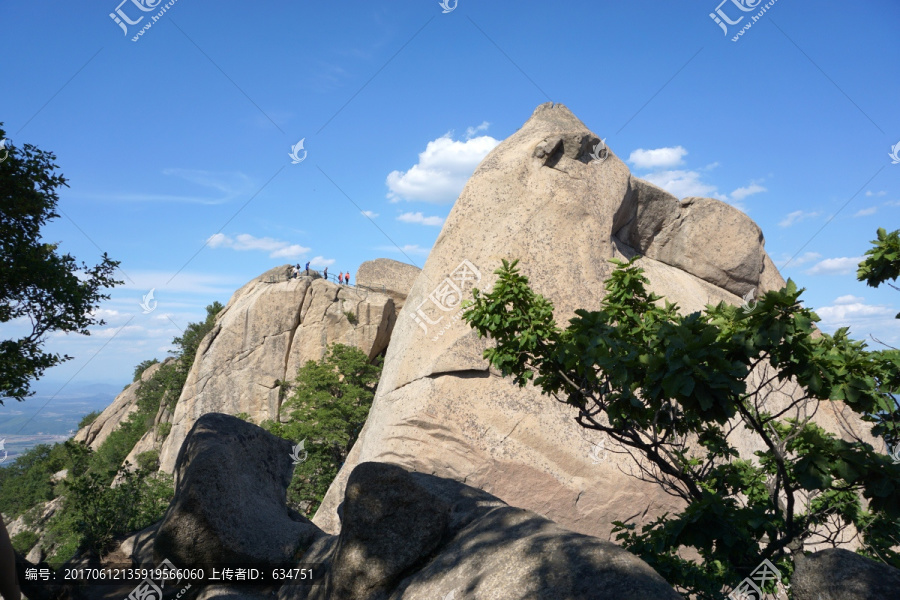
525,102,589,131
516,103,609,166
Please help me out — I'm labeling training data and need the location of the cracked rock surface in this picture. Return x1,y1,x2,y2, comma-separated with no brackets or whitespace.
158,267,398,473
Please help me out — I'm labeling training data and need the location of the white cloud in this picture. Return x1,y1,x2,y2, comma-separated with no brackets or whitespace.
361,210,379,219
815,300,894,323
397,212,444,226
309,256,335,267
805,256,865,276
853,207,877,217
628,146,687,170
386,132,500,203
885,200,900,207
812,296,900,347
730,183,767,202
640,169,721,200
779,210,820,228
207,233,310,259
865,190,887,197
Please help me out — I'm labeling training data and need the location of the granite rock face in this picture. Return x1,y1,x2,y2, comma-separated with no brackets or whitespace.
158,268,399,473
313,102,876,543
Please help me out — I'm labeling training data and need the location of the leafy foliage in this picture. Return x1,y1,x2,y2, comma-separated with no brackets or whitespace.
463,257,900,598
0,124,122,404
77,410,101,429
858,227,900,317
343,310,358,325
0,442,70,518
133,358,160,382
1,301,223,566
263,344,381,517
11,530,39,554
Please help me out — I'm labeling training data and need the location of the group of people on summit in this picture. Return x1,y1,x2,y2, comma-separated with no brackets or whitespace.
291,262,350,285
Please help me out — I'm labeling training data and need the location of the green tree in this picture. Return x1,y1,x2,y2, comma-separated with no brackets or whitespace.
263,344,382,516
463,258,900,599
0,124,122,404
858,227,900,317
78,410,101,429
132,358,160,382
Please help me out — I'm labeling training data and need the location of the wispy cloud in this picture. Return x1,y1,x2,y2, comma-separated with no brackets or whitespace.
865,190,887,197
465,121,490,139
779,210,820,228
361,210,379,218
853,207,877,217
207,233,310,259
377,244,431,256
77,169,255,205
777,251,822,269
805,256,865,276
397,212,444,226
730,183,767,202
386,129,500,203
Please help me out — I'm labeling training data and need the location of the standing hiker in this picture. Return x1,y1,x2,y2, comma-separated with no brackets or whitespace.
323,267,328,281
345,272,351,286
305,261,310,275
338,272,344,285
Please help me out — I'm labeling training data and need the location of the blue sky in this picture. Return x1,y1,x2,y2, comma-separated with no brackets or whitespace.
1,1,899,418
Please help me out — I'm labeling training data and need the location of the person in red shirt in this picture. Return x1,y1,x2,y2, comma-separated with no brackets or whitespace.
345,272,350,286
338,272,344,284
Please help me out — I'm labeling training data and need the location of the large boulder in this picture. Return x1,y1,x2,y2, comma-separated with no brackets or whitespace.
158,269,397,473
356,258,421,314
313,102,877,544
280,462,683,600
614,180,766,297
789,548,900,600
152,413,324,570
